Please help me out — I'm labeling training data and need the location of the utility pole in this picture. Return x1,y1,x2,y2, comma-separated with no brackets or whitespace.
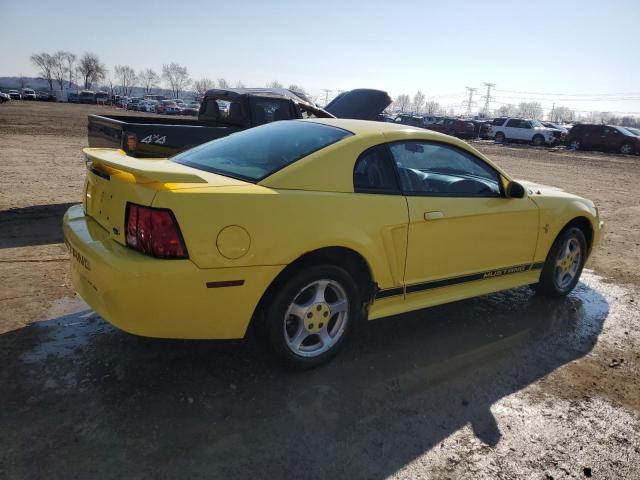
482,82,495,116
464,87,477,116
321,89,332,107
549,102,555,121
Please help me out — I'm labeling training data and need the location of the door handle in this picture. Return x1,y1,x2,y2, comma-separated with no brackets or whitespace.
424,211,444,220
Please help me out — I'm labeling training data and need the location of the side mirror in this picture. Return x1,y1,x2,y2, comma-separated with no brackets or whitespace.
506,181,526,199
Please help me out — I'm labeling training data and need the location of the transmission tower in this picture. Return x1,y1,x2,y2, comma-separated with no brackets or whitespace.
482,82,495,116
321,89,332,106
464,87,477,116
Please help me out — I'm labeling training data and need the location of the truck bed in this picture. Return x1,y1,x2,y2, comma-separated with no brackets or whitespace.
88,114,242,158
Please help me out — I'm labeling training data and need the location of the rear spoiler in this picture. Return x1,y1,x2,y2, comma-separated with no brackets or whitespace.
83,148,207,184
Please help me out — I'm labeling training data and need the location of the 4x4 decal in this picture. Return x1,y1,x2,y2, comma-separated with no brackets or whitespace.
140,134,167,145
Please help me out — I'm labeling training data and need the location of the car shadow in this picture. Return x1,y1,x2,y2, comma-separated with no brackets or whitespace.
0,203,76,249
0,281,608,479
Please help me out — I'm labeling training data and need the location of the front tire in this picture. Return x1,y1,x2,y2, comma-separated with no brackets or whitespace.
264,264,360,369
568,139,581,150
536,227,587,297
494,132,505,143
532,134,545,147
620,143,635,155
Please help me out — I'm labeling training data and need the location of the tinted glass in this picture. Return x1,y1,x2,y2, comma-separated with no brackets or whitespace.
173,121,352,182
353,145,399,193
250,98,293,125
505,119,521,128
389,141,500,196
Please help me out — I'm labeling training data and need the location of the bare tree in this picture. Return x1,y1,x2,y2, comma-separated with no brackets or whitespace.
50,51,68,91
517,102,543,119
217,78,229,89
495,104,518,117
114,65,137,96
267,80,283,88
30,53,56,90
395,94,411,112
77,53,107,89
162,62,191,99
413,91,425,114
139,68,160,94
424,100,441,115
550,106,575,123
235,80,246,88
193,77,215,102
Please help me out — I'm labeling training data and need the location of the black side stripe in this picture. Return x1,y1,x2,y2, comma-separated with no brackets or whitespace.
375,262,544,299
375,286,404,299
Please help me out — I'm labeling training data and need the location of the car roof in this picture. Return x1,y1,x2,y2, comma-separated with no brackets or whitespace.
304,117,450,139
260,119,511,192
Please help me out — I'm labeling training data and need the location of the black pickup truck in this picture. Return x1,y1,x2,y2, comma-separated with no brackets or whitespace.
88,88,391,158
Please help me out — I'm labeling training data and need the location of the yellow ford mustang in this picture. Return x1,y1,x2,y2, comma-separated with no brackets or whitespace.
63,119,603,367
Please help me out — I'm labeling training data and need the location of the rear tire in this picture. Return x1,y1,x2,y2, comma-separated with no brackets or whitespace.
531,134,545,147
568,139,581,150
536,227,587,297
264,264,360,369
494,132,505,143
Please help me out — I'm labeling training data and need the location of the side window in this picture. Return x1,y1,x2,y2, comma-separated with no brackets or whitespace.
250,99,293,125
388,141,501,197
492,118,506,126
353,145,399,194
505,119,521,128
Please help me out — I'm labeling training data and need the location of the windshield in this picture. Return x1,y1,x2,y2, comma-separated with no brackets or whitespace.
530,119,543,127
172,120,352,182
623,127,640,135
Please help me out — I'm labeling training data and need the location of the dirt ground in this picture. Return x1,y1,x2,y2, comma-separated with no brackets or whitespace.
0,101,638,479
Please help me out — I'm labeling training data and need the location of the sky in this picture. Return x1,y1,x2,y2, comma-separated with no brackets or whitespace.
1,0,639,116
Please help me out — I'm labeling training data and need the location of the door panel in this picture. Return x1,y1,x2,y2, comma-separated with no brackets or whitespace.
404,196,539,286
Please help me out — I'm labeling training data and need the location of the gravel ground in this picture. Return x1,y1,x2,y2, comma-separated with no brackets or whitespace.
0,101,638,479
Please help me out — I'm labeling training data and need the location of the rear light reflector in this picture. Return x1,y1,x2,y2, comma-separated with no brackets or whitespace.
125,203,188,259
124,132,137,152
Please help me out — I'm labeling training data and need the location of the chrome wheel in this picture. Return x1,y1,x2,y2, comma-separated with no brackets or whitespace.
283,279,349,358
554,237,582,290
569,140,580,150
621,143,634,155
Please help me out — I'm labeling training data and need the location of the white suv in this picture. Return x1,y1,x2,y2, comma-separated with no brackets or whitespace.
490,118,559,146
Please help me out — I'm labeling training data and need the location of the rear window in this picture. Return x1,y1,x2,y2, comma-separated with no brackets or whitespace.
172,121,352,182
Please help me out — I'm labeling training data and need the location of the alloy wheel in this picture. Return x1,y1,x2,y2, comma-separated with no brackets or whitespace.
283,279,349,358
554,237,582,290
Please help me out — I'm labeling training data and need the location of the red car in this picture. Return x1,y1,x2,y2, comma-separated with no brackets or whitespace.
157,100,181,115
425,117,476,139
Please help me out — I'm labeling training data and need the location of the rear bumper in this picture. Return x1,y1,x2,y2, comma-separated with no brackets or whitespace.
63,204,284,339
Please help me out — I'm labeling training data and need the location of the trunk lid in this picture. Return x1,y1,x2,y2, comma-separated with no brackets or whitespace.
82,148,248,245
324,89,392,120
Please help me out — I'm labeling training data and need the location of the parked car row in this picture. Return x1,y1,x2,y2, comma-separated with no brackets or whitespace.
1,88,57,101
392,112,639,155
393,114,492,140
114,95,200,116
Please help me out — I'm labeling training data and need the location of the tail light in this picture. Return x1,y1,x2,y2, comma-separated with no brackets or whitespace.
125,203,188,259
124,132,137,152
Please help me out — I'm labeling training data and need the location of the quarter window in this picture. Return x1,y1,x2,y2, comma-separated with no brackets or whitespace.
353,145,399,194
388,141,501,197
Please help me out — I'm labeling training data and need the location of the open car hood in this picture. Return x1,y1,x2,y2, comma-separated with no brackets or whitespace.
324,89,392,120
